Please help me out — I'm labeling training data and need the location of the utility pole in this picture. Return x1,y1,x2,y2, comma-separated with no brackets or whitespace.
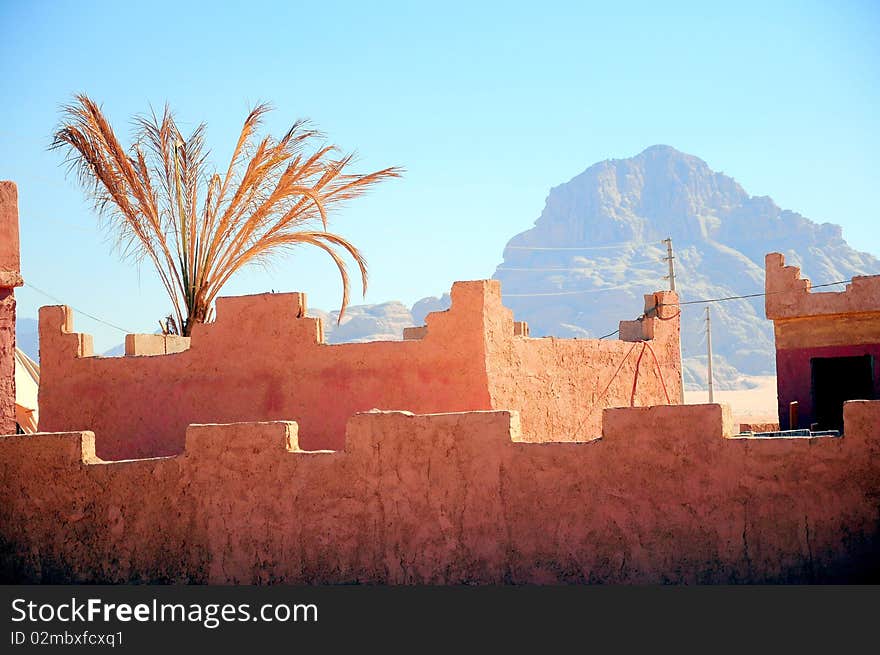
662,237,684,403
662,237,676,291
706,306,715,404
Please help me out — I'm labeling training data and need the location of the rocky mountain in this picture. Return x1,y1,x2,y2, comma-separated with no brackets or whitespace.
308,301,414,343
411,294,451,326
489,145,879,387
102,343,125,357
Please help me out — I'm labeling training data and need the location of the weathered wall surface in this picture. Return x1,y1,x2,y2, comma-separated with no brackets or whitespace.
486,289,681,441
0,181,23,435
766,252,880,320
38,283,495,459
38,280,679,460
0,431,193,583
765,253,880,429
2,401,878,584
0,291,15,434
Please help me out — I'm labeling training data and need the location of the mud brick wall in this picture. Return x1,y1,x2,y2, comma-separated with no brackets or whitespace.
2,401,878,584
37,281,681,460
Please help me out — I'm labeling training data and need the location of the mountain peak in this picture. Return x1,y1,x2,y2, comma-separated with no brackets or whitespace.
528,145,750,248
495,147,879,386
631,144,713,170
636,144,689,157
583,145,711,175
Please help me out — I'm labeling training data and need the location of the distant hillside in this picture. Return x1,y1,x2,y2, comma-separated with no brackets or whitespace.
102,343,125,357
487,145,879,388
308,301,414,343
15,318,39,361
15,317,139,359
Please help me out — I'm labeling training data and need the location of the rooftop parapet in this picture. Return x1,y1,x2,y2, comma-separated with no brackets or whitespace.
765,252,880,320
619,290,680,341
124,334,191,356
35,275,682,458
2,401,879,583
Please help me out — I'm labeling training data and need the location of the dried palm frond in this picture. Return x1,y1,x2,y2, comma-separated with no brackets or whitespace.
52,95,401,335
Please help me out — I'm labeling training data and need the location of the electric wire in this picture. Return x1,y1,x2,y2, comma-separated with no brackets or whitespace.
23,282,133,333
503,241,658,252
502,283,642,298
593,277,870,340
659,279,856,307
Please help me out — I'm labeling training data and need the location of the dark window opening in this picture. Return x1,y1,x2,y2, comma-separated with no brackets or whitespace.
811,355,875,432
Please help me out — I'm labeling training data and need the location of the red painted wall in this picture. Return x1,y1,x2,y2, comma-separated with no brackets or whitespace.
776,343,880,430
765,253,880,430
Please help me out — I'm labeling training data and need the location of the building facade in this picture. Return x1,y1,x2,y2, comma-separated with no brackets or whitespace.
766,252,880,431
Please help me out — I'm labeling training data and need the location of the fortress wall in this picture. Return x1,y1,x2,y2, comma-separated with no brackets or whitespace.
2,400,878,584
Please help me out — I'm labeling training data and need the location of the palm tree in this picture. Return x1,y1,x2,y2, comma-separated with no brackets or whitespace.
51,94,401,335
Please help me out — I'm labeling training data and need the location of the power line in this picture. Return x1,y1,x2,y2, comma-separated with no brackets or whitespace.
504,241,658,252
502,283,639,298
660,279,856,307
496,258,662,273
23,282,133,333
498,266,598,272
593,275,869,341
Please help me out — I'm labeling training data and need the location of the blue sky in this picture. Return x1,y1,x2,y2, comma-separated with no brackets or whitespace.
1,0,878,351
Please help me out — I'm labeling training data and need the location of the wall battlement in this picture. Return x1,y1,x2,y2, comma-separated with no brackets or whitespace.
2,401,878,583
765,252,880,430
765,252,880,320
38,279,682,460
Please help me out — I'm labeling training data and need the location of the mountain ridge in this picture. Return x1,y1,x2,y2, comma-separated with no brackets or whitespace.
493,145,879,384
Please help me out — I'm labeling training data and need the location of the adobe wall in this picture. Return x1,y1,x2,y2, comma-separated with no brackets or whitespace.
2,400,878,583
0,181,23,435
485,288,682,440
38,280,680,460
765,253,880,429
38,283,495,459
